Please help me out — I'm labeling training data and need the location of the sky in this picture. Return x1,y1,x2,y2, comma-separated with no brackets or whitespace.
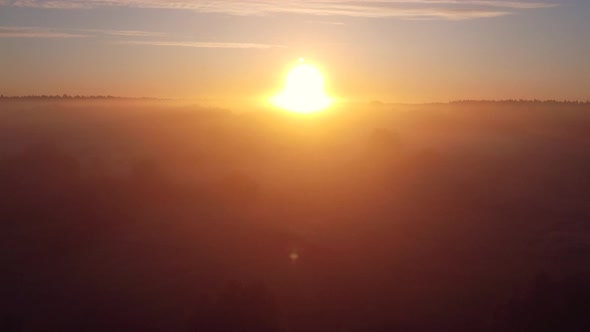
0,0,589,103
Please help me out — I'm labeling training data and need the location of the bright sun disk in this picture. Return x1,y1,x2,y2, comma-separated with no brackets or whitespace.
272,60,332,113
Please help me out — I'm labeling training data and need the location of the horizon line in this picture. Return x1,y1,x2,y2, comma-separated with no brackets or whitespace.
1,95,589,105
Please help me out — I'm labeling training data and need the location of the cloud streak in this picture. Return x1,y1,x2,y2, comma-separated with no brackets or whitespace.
0,0,559,20
81,29,166,37
0,26,166,39
113,40,282,49
0,26,276,49
0,26,89,38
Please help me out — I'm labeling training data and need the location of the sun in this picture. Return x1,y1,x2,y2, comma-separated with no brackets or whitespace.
272,59,333,113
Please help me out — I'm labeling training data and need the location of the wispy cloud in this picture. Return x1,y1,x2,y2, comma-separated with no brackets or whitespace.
0,26,274,49
0,0,559,20
0,26,89,38
308,20,346,25
81,29,166,37
113,40,282,49
0,26,166,39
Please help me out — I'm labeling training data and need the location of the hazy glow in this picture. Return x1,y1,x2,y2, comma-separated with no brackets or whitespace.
272,60,332,113
289,249,300,263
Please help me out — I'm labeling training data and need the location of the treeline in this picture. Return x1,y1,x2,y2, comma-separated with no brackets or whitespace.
448,99,590,105
0,94,162,100
1,95,589,104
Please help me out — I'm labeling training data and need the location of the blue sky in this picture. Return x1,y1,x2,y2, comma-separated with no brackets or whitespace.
0,0,588,103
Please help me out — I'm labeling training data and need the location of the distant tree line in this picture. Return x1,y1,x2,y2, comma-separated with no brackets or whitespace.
448,99,590,105
0,95,588,104
0,94,163,100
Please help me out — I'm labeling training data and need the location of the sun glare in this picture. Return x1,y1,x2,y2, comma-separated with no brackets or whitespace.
272,59,333,113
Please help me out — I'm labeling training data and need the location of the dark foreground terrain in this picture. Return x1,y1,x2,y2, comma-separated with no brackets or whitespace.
1,100,589,331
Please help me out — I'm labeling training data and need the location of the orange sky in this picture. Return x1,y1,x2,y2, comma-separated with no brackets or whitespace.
1,0,589,103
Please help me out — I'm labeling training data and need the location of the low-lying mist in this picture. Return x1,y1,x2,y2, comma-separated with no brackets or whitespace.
1,99,589,331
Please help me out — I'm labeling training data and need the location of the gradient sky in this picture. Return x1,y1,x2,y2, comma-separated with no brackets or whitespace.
0,0,588,103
